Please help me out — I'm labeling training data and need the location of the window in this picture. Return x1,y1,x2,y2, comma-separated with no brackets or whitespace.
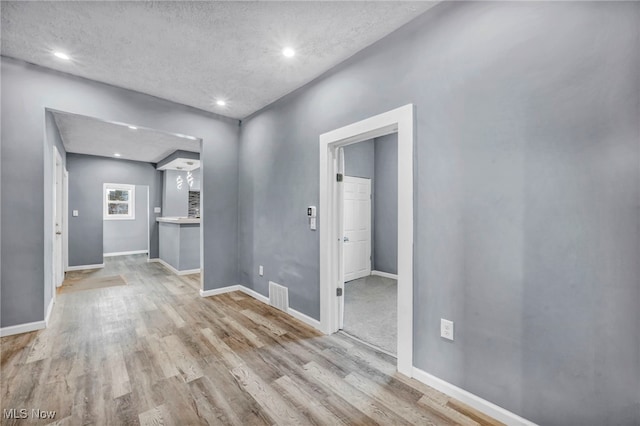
104,183,135,220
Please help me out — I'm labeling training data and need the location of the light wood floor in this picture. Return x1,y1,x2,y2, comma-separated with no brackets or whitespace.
1,255,501,425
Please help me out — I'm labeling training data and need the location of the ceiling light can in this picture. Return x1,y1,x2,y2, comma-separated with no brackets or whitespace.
54,51,71,60
282,47,295,58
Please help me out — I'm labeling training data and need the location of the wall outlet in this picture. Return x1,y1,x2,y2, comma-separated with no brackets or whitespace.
441,319,454,341
259,265,264,276
72,210,79,217
154,207,162,213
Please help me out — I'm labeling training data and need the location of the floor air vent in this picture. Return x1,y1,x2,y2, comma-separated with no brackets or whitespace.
269,281,289,312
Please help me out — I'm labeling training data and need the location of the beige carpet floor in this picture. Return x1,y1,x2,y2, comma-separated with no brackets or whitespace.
343,274,397,355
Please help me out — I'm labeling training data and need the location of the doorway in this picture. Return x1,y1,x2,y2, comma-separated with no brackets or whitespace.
319,104,414,376
340,134,398,356
102,184,150,258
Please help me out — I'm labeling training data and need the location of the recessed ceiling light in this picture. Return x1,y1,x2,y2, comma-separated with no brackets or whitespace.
54,51,71,60
114,153,121,157
282,47,295,58
128,125,137,130
216,100,226,106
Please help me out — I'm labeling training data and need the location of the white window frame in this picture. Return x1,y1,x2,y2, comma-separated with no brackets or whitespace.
103,183,135,220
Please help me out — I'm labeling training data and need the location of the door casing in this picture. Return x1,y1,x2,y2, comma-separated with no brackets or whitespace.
319,104,414,376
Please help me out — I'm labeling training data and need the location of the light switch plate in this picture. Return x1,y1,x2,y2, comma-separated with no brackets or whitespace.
441,319,454,341
259,265,264,276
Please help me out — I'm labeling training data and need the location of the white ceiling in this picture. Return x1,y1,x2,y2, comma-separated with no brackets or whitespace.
52,111,200,163
1,1,436,119
158,158,201,172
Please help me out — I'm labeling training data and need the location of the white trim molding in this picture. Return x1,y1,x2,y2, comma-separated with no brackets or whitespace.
200,285,322,332
286,306,322,331
239,286,269,304
103,250,149,257
0,320,46,337
371,270,398,280
103,183,136,220
200,285,242,298
45,298,55,327
412,367,538,426
66,263,105,272
151,258,200,276
319,104,414,376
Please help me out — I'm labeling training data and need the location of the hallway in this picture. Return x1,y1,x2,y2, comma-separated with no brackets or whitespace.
1,256,498,425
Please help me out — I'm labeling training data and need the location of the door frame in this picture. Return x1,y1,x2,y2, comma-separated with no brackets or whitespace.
52,146,65,296
63,169,69,277
319,104,414,376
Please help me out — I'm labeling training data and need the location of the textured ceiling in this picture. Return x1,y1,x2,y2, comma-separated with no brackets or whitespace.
53,112,200,163
1,1,436,119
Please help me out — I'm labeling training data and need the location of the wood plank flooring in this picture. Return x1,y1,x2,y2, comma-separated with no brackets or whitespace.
1,255,502,425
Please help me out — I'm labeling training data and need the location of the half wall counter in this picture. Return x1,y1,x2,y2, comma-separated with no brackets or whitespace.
156,217,200,274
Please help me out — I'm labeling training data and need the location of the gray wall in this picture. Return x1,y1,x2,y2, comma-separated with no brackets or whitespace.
343,139,375,179
343,139,375,273
191,168,201,192
103,185,149,255
343,137,398,275
238,2,640,424
162,169,201,217
1,57,240,328
67,154,160,266
163,170,189,217
373,134,397,275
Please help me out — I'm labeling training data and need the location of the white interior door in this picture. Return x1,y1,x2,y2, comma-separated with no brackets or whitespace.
54,149,64,287
343,176,371,283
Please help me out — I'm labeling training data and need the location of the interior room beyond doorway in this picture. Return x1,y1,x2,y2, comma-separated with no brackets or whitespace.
341,133,398,355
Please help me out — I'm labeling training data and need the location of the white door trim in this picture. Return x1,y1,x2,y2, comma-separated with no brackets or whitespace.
319,104,414,376
52,146,64,302
63,169,69,276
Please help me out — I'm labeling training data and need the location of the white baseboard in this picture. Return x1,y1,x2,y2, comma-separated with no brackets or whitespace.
1,298,55,338
287,307,322,331
200,284,322,332
238,286,269,304
103,250,148,257
153,258,200,276
411,367,537,426
200,285,242,298
66,263,105,272
45,298,54,327
371,270,398,280
0,320,46,337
